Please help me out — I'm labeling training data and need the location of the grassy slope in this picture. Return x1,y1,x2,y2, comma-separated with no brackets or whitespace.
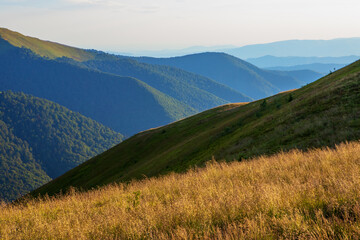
32,59,360,196
0,28,94,61
4,141,360,239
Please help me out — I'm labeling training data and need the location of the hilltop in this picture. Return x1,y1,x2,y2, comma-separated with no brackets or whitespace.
32,58,360,197
0,28,93,61
0,91,123,201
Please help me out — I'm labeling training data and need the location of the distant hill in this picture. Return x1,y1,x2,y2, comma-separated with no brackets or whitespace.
269,69,323,85
223,38,360,58
106,38,360,59
247,55,359,75
82,51,252,109
107,45,236,57
266,63,347,75
133,52,321,99
0,38,197,136
31,59,360,197
0,91,123,201
246,55,360,68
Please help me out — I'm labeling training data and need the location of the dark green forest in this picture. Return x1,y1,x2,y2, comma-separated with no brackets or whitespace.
0,91,123,201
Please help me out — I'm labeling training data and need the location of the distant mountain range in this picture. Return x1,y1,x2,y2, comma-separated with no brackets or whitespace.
132,52,322,99
1,28,255,136
0,91,123,201
246,55,360,68
106,38,360,58
81,51,251,108
266,64,346,74
107,45,236,58
223,38,360,59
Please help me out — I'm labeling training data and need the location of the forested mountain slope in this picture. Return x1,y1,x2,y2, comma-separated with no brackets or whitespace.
0,91,123,201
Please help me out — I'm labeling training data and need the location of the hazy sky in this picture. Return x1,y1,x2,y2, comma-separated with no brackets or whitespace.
0,0,359,51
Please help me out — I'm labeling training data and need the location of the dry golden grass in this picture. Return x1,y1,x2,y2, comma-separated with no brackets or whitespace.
2,141,360,239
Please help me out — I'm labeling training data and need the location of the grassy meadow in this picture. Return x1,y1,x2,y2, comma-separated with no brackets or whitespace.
1,141,360,239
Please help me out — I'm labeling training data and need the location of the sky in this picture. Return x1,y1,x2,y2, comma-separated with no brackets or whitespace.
0,0,360,52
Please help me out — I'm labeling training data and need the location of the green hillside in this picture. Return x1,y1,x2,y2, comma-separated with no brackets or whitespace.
0,91,123,201
0,28,94,61
32,59,360,197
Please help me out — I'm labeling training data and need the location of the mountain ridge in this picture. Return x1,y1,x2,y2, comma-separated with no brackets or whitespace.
0,28,94,61
224,38,360,58
133,52,321,99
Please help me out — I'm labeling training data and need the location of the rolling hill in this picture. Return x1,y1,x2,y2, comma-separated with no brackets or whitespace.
246,55,359,68
133,52,321,99
0,28,252,135
0,27,252,107
267,63,347,75
0,37,198,136
31,58,360,197
247,55,359,75
81,51,252,109
0,90,123,201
